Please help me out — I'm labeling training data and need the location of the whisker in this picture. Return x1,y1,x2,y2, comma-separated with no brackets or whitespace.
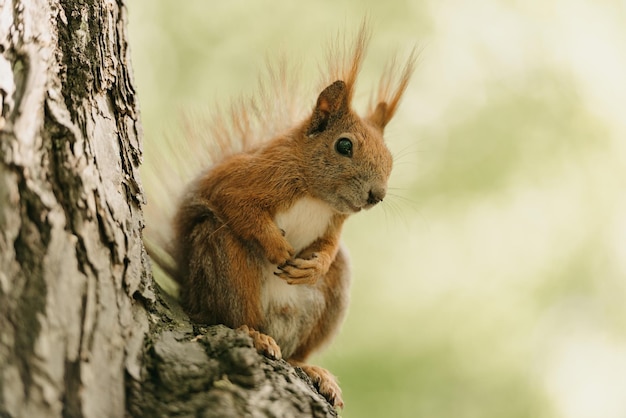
391,140,440,165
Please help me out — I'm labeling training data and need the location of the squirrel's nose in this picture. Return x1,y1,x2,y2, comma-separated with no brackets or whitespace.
367,186,386,206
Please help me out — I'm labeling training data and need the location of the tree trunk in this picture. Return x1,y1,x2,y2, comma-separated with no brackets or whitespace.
0,1,337,417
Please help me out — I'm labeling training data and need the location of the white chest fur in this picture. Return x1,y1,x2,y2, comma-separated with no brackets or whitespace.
274,196,335,253
260,196,335,358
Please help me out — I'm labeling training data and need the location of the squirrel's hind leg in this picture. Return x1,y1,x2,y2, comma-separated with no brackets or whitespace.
288,360,343,409
238,324,282,360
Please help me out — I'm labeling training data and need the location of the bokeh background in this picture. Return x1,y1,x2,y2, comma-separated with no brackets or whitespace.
128,1,626,417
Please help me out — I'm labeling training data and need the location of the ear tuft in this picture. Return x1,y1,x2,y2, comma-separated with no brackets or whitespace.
367,49,417,131
307,80,349,136
369,102,388,131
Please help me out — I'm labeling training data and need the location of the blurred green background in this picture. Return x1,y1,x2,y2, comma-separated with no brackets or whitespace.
128,1,626,417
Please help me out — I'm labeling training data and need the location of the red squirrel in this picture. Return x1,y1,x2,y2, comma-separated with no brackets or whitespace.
147,24,414,408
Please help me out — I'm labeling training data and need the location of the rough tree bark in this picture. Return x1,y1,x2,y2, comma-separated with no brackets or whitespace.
0,1,337,417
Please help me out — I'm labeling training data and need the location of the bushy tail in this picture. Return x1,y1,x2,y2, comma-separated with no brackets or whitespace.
142,59,310,288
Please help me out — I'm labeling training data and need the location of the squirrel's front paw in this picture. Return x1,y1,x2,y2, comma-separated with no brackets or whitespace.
275,252,329,285
262,231,295,265
265,242,294,266
258,226,294,265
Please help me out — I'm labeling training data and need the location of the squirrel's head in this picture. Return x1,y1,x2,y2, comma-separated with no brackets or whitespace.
291,24,414,214
299,74,409,214
299,25,415,214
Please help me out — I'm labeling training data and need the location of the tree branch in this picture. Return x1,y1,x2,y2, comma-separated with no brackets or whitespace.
127,286,338,418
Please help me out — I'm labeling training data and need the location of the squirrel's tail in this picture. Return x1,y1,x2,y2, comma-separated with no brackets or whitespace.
142,57,310,289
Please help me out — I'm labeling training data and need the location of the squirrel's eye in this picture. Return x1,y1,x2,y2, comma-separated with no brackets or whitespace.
335,137,353,157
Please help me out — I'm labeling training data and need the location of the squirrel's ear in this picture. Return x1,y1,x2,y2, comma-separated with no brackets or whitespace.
369,102,389,131
307,80,349,136
367,50,416,131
